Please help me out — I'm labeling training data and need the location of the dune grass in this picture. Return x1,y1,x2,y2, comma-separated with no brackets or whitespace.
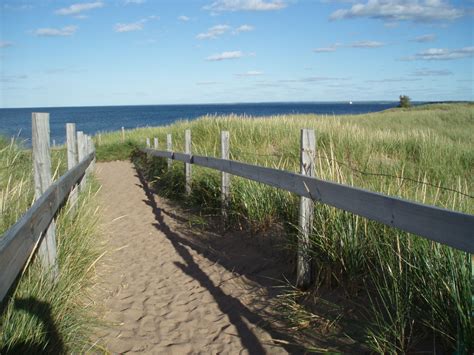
0,137,102,353
97,103,473,352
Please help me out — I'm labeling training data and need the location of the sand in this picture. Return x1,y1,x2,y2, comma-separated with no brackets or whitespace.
91,161,297,354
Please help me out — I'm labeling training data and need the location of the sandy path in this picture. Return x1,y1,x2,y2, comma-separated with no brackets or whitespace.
92,161,292,354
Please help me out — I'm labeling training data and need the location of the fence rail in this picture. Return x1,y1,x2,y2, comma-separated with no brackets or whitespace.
0,114,96,302
141,147,474,254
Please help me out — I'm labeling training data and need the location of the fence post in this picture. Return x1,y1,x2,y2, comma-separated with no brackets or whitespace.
221,131,230,222
471,254,473,327
85,135,90,178
91,138,96,170
66,123,78,209
146,137,151,148
98,133,102,147
167,133,172,170
121,127,125,142
297,128,316,289
77,131,86,190
154,137,159,149
185,129,192,196
32,112,58,277
87,135,95,171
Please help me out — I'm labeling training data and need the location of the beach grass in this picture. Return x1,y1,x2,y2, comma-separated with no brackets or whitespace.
0,138,103,353
96,103,473,352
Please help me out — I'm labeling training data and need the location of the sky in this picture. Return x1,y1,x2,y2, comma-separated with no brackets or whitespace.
0,0,473,108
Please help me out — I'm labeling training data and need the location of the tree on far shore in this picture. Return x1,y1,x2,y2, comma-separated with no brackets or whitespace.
399,95,412,108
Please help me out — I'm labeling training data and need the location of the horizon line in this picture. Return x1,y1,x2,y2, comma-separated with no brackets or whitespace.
2,99,470,110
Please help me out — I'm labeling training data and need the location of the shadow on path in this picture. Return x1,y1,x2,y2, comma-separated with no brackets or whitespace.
134,167,303,354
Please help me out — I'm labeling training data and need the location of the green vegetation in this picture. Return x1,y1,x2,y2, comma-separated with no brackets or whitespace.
399,95,412,108
0,138,102,353
98,103,473,352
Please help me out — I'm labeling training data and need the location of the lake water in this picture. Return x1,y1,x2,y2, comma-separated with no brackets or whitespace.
0,102,400,145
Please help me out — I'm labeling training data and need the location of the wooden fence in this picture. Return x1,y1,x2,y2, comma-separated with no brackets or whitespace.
141,129,474,287
0,113,96,302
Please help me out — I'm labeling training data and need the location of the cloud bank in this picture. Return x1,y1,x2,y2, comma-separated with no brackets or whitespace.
204,0,286,12
55,2,103,15
330,0,463,22
34,26,78,37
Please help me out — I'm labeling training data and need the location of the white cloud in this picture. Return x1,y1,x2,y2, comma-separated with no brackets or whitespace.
313,42,381,52
55,2,103,15
279,76,350,83
236,70,263,76
197,24,254,39
196,81,220,85
204,0,286,12
403,47,474,61
330,0,464,22
34,26,78,37
206,50,244,61
114,21,145,32
114,16,158,33
350,40,384,48
411,68,452,76
124,0,145,4
2,4,34,10
0,41,13,48
366,77,421,83
0,74,28,83
178,15,190,21
313,46,338,53
197,25,231,39
411,34,436,43
233,24,254,33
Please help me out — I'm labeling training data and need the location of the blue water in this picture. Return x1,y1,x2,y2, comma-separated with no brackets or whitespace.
0,102,400,146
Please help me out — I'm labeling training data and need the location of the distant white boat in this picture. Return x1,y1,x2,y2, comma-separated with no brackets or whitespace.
349,100,353,105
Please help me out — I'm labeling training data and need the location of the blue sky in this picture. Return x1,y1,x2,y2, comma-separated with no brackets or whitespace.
1,0,473,107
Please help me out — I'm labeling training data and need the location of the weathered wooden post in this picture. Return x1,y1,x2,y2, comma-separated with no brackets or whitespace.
98,133,102,147
87,135,95,171
84,135,91,179
297,128,316,289
91,137,96,168
121,126,125,142
32,112,58,277
154,137,159,149
167,133,172,170
146,137,151,148
66,123,78,209
91,138,96,169
185,129,192,196
221,131,230,221
77,131,87,190
471,253,474,322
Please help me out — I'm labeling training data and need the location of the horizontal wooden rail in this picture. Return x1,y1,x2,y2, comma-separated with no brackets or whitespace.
142,148,474,253
0,153,94,302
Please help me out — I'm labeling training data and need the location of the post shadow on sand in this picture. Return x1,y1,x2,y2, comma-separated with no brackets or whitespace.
134,166,304,355
0,297,64,355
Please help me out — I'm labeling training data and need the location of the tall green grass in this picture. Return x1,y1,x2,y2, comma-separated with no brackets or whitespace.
99,103,473,352
0,138,102,353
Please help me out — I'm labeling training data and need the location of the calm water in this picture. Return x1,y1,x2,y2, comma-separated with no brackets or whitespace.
0,102,400,146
